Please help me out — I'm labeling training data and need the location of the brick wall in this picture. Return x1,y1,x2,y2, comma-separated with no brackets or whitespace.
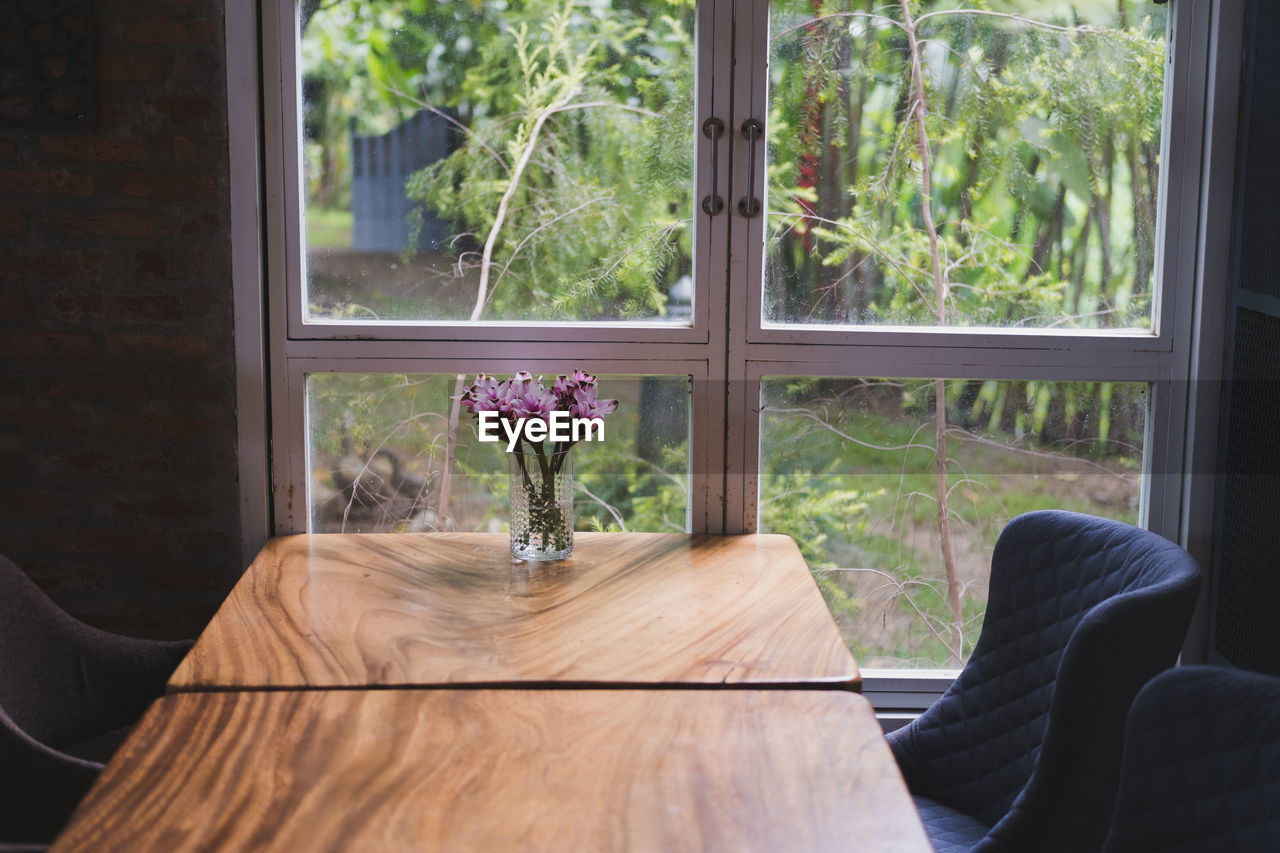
0,1,238,638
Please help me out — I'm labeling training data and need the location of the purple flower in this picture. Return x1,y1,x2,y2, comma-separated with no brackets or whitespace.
570,384,618,420
552,374,575,405
459,374,517,415
509,371,534,392
496,379,522,414
462,370,618,443
511,383,558,422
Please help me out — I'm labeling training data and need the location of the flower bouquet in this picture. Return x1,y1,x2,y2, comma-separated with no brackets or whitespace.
459,371,617,560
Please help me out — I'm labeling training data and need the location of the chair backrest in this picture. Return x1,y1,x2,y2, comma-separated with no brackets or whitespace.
0,554,184,748
0,704,101,845
1102,666,1280,853
0,554,194,844
0,554,99,746
889,510,1202,852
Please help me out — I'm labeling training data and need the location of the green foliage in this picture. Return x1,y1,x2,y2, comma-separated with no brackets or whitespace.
302,0,1169,667
757,376,1143,666
764,0,1166,329
402,0,695,320
308,373,690,534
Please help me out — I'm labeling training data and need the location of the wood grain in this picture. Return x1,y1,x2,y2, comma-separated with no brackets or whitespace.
51,689,928,852
169,533,859,690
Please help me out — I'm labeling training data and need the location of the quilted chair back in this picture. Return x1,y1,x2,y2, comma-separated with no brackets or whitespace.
0,553,192,843
0,554,174,747
1102,666,1280,853
888,510,1202,852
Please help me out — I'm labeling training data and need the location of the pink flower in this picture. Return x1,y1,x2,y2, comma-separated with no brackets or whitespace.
460,374,512,414
495,379,521,414
462,370,617,441
511,383,557,422
570,384,618,419
552,374,575,406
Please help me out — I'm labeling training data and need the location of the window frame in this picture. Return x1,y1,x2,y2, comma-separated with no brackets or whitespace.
719,0,1209,542
267,0,732,347
261,0,737,535
281,356,715,533
242,0,1241,704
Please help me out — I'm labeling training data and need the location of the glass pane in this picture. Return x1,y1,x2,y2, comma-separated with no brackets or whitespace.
300,0,696,324
307,373,690,533
758,377,1146,667
765,1,1166,329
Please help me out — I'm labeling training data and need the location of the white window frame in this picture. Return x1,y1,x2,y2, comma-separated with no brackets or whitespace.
230,0,1244,705
260,0,737,535
283,357,715,534
724,0,1207,530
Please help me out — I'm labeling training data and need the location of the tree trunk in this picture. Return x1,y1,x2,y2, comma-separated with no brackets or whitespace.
899,0,964,665
1096,132,1115,326
1069,207,1093,316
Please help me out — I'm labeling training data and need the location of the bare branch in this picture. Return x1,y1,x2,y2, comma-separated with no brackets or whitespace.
576,480,628,531
818,565,960,657
762,406,937,454
387,85,510,174
487,194,615,310
771,10,907,43
550,100,660,120
946,427,1140,480
914,8,1101,35
622,453,688,490
899,0,963,664
766,210,935,307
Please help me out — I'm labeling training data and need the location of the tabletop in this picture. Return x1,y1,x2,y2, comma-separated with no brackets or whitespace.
51,688,929,852
168,532,860,691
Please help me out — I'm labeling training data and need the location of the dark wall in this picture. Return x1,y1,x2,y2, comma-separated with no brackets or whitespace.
0,1,238,638
1211,0,1280,674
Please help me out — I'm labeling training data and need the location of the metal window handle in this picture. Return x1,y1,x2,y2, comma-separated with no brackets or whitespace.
701,117,725,217
738,118,763,218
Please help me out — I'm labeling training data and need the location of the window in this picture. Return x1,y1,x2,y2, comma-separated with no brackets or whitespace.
262,0,1214,677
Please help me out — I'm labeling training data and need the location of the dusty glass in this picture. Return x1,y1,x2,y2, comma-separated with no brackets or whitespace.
764,1,1167,329
758,376,1147,668
299,0,696,324
306,373,691,534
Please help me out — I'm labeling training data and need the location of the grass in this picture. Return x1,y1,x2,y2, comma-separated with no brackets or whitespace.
757,379,1144,667
307,371,1144,668
306,373,691,536
306,207,353,250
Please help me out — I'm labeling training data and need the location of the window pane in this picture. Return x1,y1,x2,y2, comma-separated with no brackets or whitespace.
765,1,1166,329
758,377,1146,667
307,373,690,533
300,0,696,324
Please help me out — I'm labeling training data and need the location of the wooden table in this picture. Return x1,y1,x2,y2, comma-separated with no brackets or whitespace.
55,534,929,849
50,688,930,852
169,533,860,691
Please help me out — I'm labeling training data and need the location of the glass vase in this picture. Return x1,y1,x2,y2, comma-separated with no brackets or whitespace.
508,446,574,561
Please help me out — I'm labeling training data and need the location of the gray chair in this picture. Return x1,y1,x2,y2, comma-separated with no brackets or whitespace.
0,554,193,845
888,510,1202,852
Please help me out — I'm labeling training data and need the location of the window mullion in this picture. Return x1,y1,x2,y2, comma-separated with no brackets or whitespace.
722,0,771,534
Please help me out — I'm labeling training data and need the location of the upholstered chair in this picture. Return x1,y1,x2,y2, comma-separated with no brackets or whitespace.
0,554,193,845
1102,665,1280,853
887,510,1202,852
